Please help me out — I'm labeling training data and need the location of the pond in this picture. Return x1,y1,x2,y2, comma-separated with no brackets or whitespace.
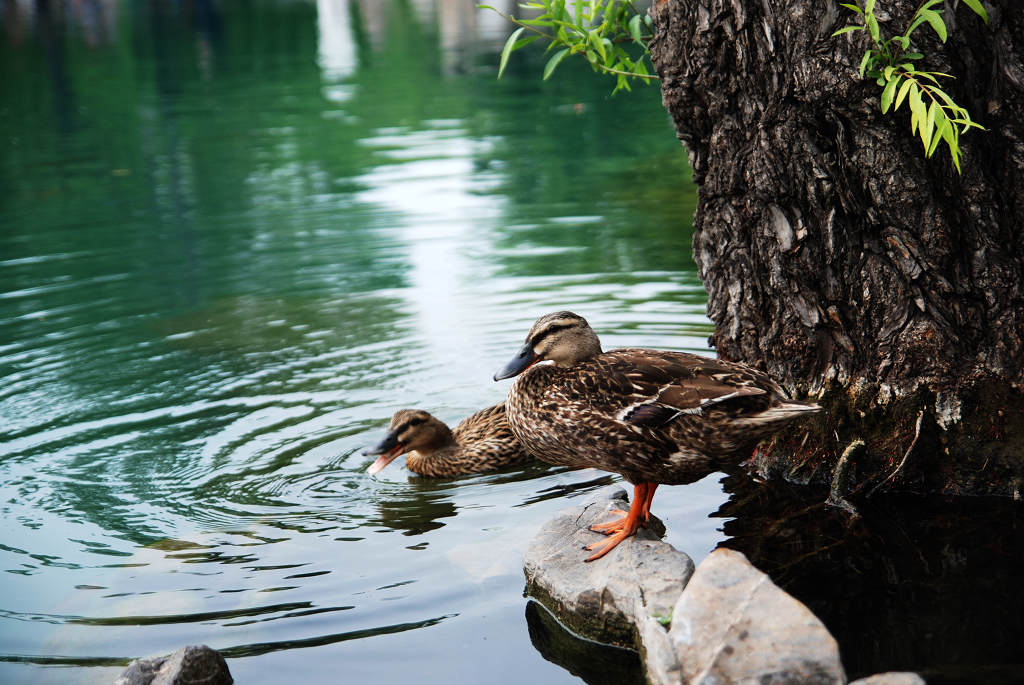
0,2,714,683
2,2,1022,684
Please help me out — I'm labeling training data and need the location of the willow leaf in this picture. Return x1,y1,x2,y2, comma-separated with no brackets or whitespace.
498,27,526,78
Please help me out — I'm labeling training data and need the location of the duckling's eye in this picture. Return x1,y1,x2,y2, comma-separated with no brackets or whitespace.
408,417,426,427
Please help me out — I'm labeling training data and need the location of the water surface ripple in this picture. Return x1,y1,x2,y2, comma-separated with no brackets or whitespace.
0,2,716,683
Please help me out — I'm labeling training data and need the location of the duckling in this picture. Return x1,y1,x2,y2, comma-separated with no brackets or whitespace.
363,403,531,478
494,311,821,561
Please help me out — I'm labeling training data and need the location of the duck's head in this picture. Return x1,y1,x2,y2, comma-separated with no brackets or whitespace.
364,409,453,474
494,311,602,381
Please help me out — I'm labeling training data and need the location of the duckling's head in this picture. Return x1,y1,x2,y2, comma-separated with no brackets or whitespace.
364,409,454,474
494,311,602,380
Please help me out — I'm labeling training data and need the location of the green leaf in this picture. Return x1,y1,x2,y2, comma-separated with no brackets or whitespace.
543,47,571,80
894,77,913,110
859,51,872,78
961,0,988,22
832,26,864,37
929,86,956,108
904,14,928,38
628,13,645,44
919,9,948,42
903,52,923,60
588,29,607,62
922,100,938,152
865,13,880,42
883,65,895,80
865,0,876,13
839,2,864,14
512,34,540,50
880,74,899,113
927,107,947,157
909,83,924,134
498,27,526,78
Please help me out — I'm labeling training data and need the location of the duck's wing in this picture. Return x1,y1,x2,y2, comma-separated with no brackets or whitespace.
450,403,528,469
580,349,781,429
451,402,515,445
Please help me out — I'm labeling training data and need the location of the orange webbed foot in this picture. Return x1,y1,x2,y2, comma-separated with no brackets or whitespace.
582,482,652,562
583,524,641,562
588,509,630,535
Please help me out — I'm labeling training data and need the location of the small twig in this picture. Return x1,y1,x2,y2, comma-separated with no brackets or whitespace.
868,409,925,497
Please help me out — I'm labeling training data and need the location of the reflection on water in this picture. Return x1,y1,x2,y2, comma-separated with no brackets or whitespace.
0,1,711,683
718,476,1024,682
525,600,643,685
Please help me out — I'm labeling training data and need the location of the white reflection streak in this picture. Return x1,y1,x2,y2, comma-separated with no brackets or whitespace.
356,132,501,387
317,0,356,83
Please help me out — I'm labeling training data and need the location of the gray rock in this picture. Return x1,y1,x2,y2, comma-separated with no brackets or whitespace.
850,674,926,685
115,645,232,685
523,487,695,648
662,547,845,685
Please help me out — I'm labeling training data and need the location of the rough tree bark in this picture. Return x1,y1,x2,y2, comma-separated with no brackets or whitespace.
649,0,1024,497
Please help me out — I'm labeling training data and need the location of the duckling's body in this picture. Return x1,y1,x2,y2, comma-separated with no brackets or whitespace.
364,404,530,478
495,311,820,560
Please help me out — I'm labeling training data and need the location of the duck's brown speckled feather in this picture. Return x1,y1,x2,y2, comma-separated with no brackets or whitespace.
506,349,815,485
405,402,530,478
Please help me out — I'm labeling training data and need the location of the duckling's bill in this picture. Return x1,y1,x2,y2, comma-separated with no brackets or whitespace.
364,431,405,474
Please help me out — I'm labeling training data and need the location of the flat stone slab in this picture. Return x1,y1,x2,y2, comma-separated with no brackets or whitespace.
523,487,695,647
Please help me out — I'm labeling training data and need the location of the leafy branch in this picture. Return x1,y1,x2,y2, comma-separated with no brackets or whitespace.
834,0,988,173
479,1,656,93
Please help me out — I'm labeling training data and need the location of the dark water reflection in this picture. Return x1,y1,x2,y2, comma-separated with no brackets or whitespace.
718,476,1024,682
525,600,643,685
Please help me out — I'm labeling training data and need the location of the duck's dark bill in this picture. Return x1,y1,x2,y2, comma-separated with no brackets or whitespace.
493,343,537,381
364,431,404,474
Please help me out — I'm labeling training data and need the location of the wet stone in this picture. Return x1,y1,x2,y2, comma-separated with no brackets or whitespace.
522,487,695,648
114,645,233,685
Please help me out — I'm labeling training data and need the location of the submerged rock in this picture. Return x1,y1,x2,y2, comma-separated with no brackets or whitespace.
115,645,232,685
523,487,695,648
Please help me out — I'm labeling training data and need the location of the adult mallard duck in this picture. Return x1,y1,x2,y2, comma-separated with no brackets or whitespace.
363,403,531,478
494,311,821,561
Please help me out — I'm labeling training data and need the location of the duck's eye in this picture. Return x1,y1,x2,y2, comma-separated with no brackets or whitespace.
408,417,426,427
530,324,572,348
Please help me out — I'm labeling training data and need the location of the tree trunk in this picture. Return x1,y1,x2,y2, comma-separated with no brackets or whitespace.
649,0,1024,497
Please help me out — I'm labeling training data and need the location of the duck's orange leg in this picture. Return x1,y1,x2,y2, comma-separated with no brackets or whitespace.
588,483,648,534
584,482,651,562
589,482,660,534
640,483,658,523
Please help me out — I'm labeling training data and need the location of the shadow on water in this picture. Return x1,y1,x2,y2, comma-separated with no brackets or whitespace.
716,474,1024,683
525,600,643,685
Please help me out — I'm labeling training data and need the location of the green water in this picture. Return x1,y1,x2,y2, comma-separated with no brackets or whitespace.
0,2,718,683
